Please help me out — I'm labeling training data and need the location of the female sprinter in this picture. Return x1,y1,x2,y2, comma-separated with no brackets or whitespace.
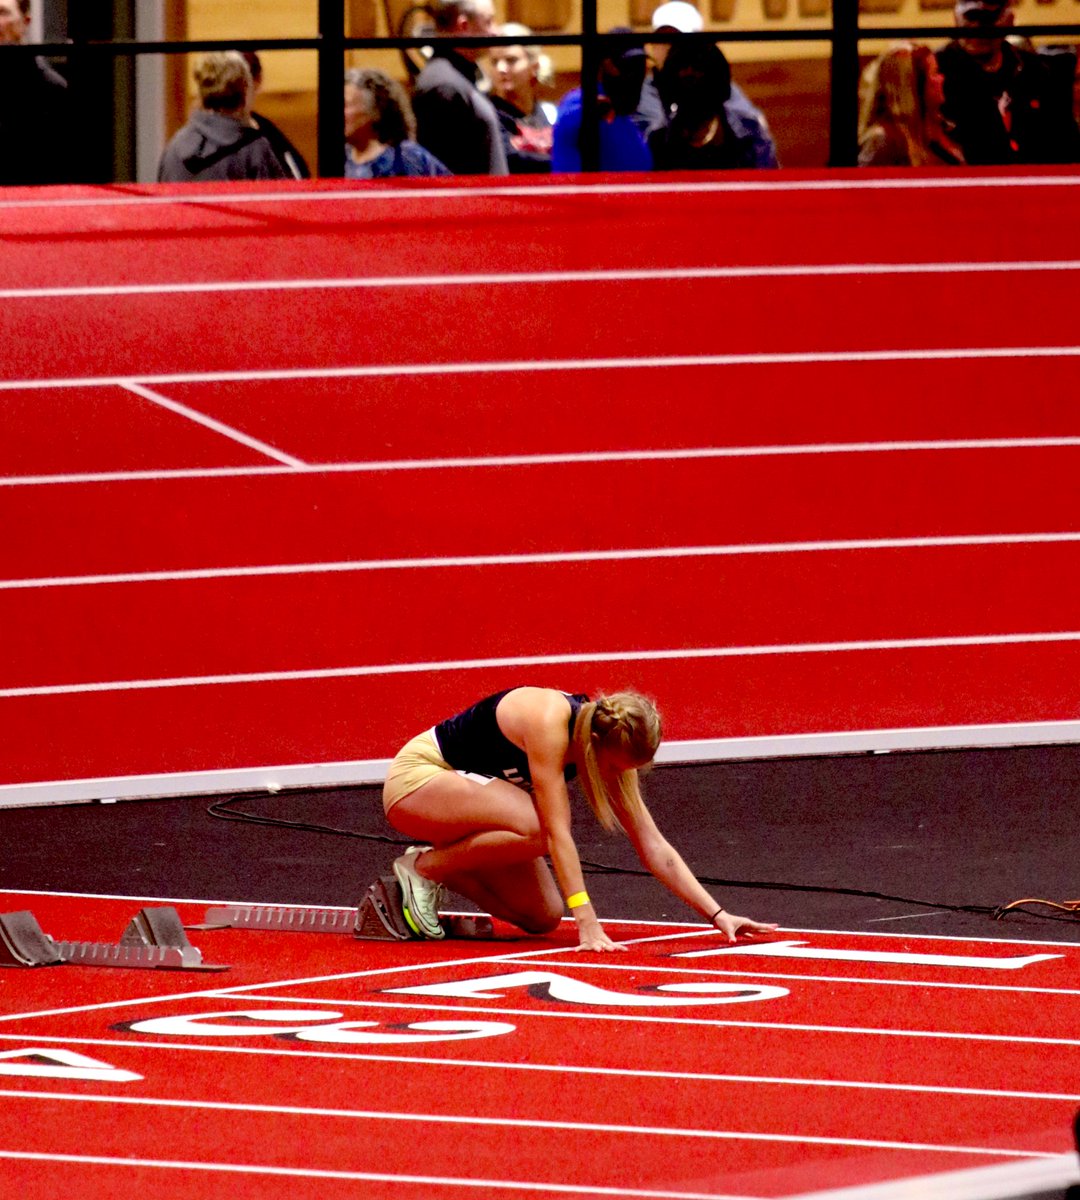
382,686,777,951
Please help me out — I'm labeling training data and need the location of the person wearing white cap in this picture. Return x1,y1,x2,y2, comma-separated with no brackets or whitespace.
634,0,780,167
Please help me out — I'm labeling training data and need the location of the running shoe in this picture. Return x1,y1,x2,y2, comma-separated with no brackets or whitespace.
393,846,446,940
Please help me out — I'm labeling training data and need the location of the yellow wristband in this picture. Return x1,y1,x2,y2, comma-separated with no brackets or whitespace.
566,891,590,910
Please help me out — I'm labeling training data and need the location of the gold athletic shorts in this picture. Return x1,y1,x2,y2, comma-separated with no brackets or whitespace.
382,729,452,814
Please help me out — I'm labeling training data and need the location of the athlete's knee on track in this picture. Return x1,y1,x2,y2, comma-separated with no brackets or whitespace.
516,899,563,936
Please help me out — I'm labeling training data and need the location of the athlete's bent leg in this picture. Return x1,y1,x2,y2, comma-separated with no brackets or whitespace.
386,772,562,934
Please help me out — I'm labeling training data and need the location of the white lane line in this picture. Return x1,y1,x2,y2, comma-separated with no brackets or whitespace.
3,439,1080,489
5,258,1080,301
210,993,1080,1048
0,1151,752,1200
3,532,1079,592
3,343,1080,393
0,1035,1076,1102
1,890,1069,948
0,926,690,1026
120,382,307,468
0,173,1078,211
868,911,954,923
792,1158,1080,1200
0,1093,1056,1160
7,721,1080,807
4,632,1079,699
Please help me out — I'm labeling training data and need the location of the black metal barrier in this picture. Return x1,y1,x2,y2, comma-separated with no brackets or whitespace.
3,2,1079,176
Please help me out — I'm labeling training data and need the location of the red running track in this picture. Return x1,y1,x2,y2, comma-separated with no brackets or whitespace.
2,174,1080,798
1,890,1078,1199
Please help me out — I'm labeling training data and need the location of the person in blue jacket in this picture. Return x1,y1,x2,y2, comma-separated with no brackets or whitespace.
552,30,653,172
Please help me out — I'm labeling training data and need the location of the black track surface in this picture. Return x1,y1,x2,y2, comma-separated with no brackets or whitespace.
3,743,1078,944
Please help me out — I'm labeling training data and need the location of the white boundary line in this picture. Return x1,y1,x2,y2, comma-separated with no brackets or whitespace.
120,382,306,468
1,174,1079,211
1,1034,1076,1103
5,720,1080,808
5,439,1080,490
0,1151,753,1200
6,258,1080,301
206,992,1080,1047
790,1156,1080,1200
0,1151,1070,1200
4,631,1080,700
0,1089,1056,1159
4,531,1079,591
0,926,686,1026
4,343,1080,394
0,895,1074,948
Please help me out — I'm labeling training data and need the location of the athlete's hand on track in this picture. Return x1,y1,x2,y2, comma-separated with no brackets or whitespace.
714,912,779,943
575,927,628,952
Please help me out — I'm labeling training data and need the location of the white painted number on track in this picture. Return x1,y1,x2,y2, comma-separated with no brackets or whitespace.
121,1009,514,1044
0,1047,141,1082
673,939,1063,969
385,970,788,1005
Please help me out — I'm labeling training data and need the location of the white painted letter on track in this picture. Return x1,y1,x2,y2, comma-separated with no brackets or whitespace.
385,970,788,1005
672,940,1062,969
0,1047,141,1082
120,1009,514,1044
291,1020,516,1044
121,1010,347,1037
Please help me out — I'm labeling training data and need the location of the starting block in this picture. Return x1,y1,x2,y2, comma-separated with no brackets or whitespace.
194,905,359,934
0,911,65,967
193,875,496,943
0,907,227,972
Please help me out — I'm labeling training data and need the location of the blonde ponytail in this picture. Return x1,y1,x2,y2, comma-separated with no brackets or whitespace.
574,691,662,832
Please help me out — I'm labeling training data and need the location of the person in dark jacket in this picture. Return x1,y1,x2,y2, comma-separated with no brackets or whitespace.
936,0,1080,164
649,38,778,170
241,51,311,179
411,0,508,176
158,52,295,183
489,24,558,174
0,0,76,186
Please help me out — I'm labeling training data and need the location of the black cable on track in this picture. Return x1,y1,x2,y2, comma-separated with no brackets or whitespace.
206,794,1080,926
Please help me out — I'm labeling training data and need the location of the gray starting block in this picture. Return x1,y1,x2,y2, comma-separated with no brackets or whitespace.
193,875,495,943
195,904,361,934
0,907,227,972
0,911,66,967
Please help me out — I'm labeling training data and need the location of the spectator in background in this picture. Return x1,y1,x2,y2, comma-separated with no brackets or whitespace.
344,67,450,178
936,0,1080,163
412,0,508,175
551,29,652,172
489,24,558,173
642,1,778,167
241,51,310,179
858,42,964,165
158,52,295,182
649,37,778,169
0,0,75,185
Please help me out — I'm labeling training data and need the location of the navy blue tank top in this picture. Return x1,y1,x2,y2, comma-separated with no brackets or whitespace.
433,688,589,788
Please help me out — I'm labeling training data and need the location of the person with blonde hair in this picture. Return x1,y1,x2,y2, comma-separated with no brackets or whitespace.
158,51,295,183
382,686,777,950
489,23,558,172
858,41,964,167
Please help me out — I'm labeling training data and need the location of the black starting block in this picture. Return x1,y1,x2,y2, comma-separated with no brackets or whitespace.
0,907,227,972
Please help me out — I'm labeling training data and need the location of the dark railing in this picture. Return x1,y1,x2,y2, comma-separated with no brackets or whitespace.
3,2,1079,175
